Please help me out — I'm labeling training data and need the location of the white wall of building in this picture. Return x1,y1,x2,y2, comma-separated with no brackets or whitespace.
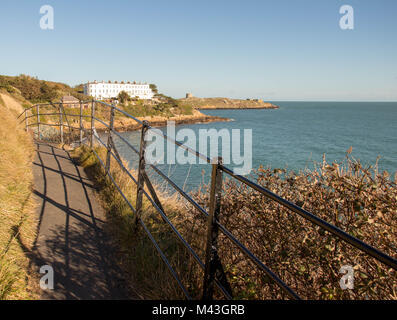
83,81,154,100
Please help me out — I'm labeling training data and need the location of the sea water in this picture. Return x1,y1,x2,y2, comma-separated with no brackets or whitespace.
111,101,397,192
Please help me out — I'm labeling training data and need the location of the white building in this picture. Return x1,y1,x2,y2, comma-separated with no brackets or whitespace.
83,81,154,100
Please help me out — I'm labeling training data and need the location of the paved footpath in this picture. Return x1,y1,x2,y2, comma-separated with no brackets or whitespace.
31,141,130,299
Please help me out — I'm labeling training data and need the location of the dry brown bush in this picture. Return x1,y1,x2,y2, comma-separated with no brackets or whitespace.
189,155,397,299
75,144,396,300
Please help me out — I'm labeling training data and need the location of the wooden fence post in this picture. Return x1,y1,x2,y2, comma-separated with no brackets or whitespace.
134,120,149,225
105,104,115,173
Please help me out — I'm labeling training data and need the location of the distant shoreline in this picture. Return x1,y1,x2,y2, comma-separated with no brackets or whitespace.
93,102,280,132
197,105,279,110
93,110,231,133
179,97,279,110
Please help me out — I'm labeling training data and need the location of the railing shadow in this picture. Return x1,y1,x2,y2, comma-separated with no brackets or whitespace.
27,142,130,299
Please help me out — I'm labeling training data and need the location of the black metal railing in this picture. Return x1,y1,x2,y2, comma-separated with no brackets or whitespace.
19,100,397,300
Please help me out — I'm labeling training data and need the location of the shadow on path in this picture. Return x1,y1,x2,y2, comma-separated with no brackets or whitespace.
30,141,131,299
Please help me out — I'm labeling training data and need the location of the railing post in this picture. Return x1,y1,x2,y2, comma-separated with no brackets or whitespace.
59,104,64,144
25,109,28,132
202,157,224,300
105,104,115,173
79,100,83,145
36,105,40,139
90,100,95,148
134,120,149,225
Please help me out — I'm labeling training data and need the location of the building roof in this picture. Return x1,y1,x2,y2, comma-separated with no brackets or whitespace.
85,80,148,85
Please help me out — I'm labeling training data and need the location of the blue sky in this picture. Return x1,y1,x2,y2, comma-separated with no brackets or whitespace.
0,0,396,101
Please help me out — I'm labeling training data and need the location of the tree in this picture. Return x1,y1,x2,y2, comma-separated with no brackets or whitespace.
40,82,57,101
149,83,158,94
118,90,130,104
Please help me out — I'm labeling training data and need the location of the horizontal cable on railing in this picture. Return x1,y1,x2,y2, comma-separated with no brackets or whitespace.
148,164,299,299
104,131,232,299
138,218,192,300
215,220,301,300
103,136,207,274
25,112,90,118
93,117,110,129
91,148,136,214
25,113,60,119
148,126,212,164
149,164,209,218
91,146,191,299
104,145,139,186
141,183,206,267
141,162,300,299
26,122,80,130
107,124,233,297
149,162,297,299
63,124,81,131
93,117,140,155
18,104,55,118
80,126,91,134
147,163,233,299
92,100,143,125
119,161,207,278
110,129,140,155
62,114,92,118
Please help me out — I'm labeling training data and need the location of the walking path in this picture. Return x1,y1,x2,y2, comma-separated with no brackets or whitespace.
31,141,130,299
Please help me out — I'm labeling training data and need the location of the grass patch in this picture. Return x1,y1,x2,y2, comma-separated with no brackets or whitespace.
0,94,39,300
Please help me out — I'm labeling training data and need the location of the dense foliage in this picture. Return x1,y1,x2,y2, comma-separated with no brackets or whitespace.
189,155,397,299
0,74,89,103
149,83,158,94
117,91,130,104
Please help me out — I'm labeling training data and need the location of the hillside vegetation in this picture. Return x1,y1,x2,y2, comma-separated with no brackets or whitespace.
120,93,194,118
0,91,39,299
0,75,202,121
0,74,90,103
179,96,279,109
